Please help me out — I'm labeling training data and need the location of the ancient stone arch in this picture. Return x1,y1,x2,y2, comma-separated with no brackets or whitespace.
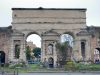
1,7,100,66
10,8,90,67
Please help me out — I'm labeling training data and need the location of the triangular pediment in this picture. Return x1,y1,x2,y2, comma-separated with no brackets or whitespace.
76,30,90,36
12,29,24,36
42,29,60,36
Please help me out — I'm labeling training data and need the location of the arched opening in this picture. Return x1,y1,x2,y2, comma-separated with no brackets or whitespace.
48,57,54,68
94,48,100,63
26,34,41,48
26,33,41,62
0,51,5,64
60,33,74,60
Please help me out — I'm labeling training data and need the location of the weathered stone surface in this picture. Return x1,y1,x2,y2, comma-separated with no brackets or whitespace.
0,8,100,65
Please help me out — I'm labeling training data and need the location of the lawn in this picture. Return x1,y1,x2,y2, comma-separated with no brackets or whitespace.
74,63,100,71
0,63,100,73
0,64,40,73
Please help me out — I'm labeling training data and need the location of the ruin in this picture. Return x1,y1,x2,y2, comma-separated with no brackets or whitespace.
0,8,100,67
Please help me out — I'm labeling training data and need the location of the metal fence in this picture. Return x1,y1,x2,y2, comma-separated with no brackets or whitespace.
0,69,18,75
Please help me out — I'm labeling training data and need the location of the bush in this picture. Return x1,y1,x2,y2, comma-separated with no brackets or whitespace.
9,60,26,69
9,63,23,69
87,64,100,71
73,63,100,71
4,63,9,67
64,60,75,71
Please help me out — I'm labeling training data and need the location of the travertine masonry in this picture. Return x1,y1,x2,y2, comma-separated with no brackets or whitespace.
0,8,100,66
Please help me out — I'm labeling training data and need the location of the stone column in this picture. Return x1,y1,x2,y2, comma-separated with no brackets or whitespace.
9,37,15,61
90,37,97,62
53,42,57,67
85,38,91,61
41,39,46,62
19,36,26,61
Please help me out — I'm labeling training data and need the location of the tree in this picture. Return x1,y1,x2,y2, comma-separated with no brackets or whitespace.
56,41,72,66
33,48,41,58
26,46,31,60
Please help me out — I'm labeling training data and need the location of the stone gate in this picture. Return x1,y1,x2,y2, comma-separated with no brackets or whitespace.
0,8,100,66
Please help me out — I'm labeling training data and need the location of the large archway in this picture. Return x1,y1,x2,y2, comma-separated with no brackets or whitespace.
60,33,74,60
0,51,5,64
11,8,88,66
26,33,41,61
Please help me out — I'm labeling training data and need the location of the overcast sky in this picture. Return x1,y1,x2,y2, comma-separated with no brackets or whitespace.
0,0,100,27
0,0,100,47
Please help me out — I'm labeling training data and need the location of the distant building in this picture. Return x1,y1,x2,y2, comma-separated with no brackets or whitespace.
27,41,37,51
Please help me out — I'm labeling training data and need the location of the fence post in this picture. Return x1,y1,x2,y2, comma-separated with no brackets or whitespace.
14,70,16,75
2,63,4,75
16,67,21,75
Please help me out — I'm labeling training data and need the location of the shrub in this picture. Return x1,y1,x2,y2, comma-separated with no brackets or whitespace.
64,60,75,71
9,63,23,69
4,63,9,67
9,60,26,69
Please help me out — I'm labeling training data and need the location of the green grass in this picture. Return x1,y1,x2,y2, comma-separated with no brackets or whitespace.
74,63,100,71
29,64,39,69
1,63,100,73
87,64,100,71
0,64,40,73
16,64,40,72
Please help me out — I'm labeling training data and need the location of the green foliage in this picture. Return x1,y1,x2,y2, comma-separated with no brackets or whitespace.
73,63,100,71
4,63,9,67
9,63,25,69
9,60,26,69
56,41,69,53
56,41,72,66
33,47,41,58
26,46,31,60
15,45,20,59
64,60,75,71
29,64,39,69
2,63,100,72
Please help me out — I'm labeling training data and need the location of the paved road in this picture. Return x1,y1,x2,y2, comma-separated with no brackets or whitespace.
0,72,100,75
18,72,100,75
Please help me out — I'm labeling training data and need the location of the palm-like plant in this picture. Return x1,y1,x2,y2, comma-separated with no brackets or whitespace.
56,41,72,66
